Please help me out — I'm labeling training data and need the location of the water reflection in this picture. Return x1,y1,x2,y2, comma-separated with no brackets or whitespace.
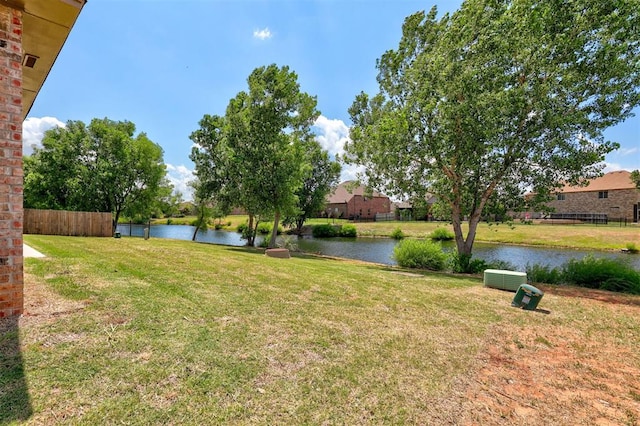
116,224,263,247
115,224,639,271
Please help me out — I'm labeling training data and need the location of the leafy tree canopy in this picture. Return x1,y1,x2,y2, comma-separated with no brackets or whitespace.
191,64,321,247
24,118,167,230
345,0,640,259
284,139,341,233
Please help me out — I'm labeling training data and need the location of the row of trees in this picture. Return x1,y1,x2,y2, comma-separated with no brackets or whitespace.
24,0,639,264
190,64,341,247
22,66,341,245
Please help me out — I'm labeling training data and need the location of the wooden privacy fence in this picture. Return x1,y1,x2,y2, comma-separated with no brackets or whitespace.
24,209,113,237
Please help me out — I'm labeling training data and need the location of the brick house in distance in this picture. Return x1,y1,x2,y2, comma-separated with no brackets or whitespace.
546,170,640,222
0,0,85,318
324,181,391,220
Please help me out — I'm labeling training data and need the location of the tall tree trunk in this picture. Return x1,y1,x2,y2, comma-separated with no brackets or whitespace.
451,204,469,256
247,214,255,246
192,208,205,241
112,210,121,234
270,210,280,248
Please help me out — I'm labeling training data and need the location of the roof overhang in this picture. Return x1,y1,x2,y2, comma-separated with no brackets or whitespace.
1,0,86,120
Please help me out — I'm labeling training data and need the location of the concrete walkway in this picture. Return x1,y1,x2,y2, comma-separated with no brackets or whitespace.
24,244,45,258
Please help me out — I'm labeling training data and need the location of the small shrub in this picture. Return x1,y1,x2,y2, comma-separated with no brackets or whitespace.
339,224,357,238
214,223,224,230
430,227,454,241
626,242,639,254
562,255,640,294
256,222,272,235
166,218,173,225
312,224,338,238
277,235,299,252
393,239,447,271
258,235,270,248
237,222,254,240
526,264,563,285
450,253,488,274
390,227,405,240
256,222,284,235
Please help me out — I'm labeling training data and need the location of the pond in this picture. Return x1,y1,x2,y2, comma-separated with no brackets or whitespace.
115,223,640,271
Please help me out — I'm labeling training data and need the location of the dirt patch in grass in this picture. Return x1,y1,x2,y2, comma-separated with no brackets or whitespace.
538,284,640,307
20,271,88,326
457,287,640,425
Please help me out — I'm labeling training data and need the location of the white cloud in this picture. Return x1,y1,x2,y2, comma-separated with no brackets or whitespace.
253,27,272,40
313,115,350,157
603,162,624,173
22,116,65,156
165,163,195,201
618,147,639,157
313,115,364,182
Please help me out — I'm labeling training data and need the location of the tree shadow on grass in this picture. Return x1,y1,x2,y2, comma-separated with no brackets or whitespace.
0,317,32,423
221,246,337,262
221,246,266,256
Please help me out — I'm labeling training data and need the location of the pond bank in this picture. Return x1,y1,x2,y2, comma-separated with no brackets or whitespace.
115,223,640,271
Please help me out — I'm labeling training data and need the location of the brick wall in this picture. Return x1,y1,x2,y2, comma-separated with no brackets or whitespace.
0,5,23,318
347,195,391,220
547,189,640,221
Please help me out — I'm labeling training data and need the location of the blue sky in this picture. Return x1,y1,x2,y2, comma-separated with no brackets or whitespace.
26,0,639,200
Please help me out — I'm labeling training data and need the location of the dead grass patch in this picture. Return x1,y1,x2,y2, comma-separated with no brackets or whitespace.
457,291,640,425
21,270,88,326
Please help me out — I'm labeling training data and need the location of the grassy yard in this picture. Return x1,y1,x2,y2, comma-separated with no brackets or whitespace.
3,236,640,424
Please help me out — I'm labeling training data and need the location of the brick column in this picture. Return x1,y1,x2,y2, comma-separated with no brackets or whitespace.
0,6,23,318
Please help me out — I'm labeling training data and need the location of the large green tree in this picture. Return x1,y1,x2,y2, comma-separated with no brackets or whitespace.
345,0,640,262
285,139,341,234
191,64,320,247
24,118,167,231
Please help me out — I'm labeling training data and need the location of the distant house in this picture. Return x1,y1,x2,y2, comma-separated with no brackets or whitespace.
324,181,392,220
546,170,640,222
392,201,413,220
392,194,439,220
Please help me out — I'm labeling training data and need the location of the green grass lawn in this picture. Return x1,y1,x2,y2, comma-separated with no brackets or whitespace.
5,235,639,424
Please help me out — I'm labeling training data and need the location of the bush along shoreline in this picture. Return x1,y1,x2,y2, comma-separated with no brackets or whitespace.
526,255,640,294
311,224,357,238
392,239,640,295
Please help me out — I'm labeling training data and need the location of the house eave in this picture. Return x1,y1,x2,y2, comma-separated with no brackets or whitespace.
5,0,87,119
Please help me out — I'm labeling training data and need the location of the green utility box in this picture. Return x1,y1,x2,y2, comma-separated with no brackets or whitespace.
484,269,527,291
114,232,121,238
511,284,544,310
